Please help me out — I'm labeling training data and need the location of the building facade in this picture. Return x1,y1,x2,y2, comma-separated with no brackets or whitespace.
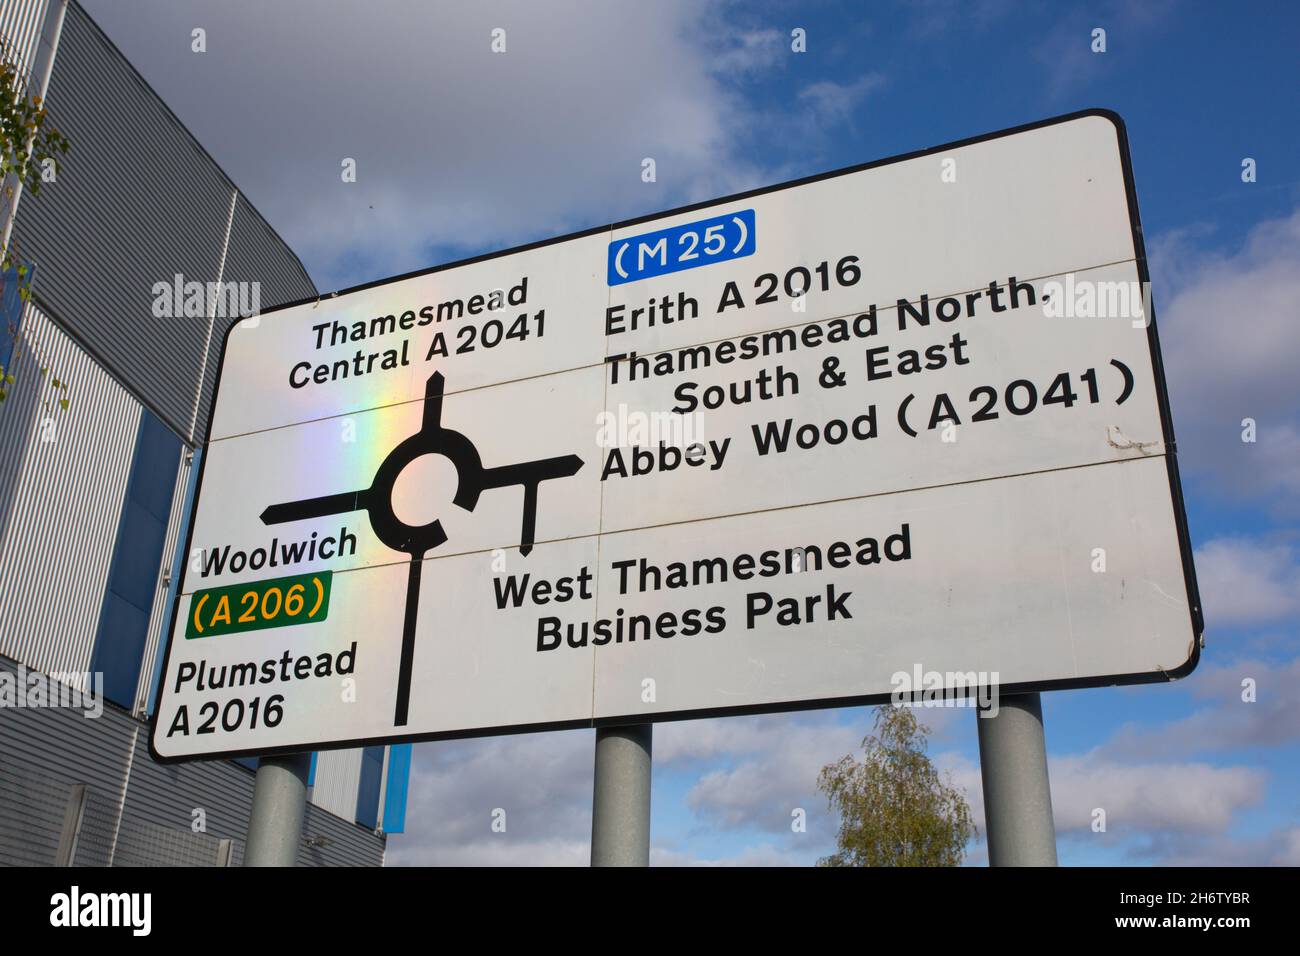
0,0,408,866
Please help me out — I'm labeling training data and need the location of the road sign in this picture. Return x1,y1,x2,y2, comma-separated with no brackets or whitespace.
151,110,1201,762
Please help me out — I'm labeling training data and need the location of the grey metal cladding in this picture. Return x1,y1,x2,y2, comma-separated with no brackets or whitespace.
224,193,315,307
0,656,386,867
298,802,387,868
0,304,141,681
0,0,49,81
11,2,227,443
200,193,317,427
0,659,135,867
11,3,317,445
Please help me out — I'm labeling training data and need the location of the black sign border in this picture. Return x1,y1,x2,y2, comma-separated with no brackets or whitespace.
149,108,1203,765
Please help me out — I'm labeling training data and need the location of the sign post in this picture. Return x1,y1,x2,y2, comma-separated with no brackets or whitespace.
147,111,1201,865
590,724,652,866
244,751,311,867
977,693,1058,866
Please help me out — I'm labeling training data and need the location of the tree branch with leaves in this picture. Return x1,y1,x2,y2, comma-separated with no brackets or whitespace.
0,36,70,406
817,705,977,866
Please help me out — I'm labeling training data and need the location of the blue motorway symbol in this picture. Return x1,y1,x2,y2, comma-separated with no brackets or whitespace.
607,208,755,286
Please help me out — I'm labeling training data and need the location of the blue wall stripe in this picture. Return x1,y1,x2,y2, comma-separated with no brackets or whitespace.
0,264,33,372
382,744,412,835
91,410,181,708
355,745,384,830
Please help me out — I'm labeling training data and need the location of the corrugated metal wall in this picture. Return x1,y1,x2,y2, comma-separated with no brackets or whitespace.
0,655,386,866
199,194,317,425
297,797,386,867
0,659,132,866
8,2,316,446
0,0,47,79
0,302,139,682
0,2,388,859
225,193,316,302
2,2,314,709
9,0,229,445
311,748,365,822
0,311,384,859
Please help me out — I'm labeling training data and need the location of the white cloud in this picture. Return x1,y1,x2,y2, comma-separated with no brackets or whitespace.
677,714,861,835
652,842,815,867
380,699,1282,866
653,714,781,764
1274,827,1300,865
1030,0,1177,98
1100,824,1300,867
1193,537,1300,628
941,723,1274,864
402,837,589,867
709,28,787,76
384,729,592,866
384,714,869,866
796,74,886,129
673,708,971,843
1050,753,1265,836
1105,657,1300,758
1153,206,1300,508
81,0,790,289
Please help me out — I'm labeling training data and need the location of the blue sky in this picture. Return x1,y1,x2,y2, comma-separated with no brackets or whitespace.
86,0,1300,864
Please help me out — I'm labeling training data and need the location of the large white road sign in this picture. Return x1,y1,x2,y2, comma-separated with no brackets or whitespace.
151,110,1201,762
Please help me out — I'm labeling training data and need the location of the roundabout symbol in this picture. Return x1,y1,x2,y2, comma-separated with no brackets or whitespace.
261,369,584,726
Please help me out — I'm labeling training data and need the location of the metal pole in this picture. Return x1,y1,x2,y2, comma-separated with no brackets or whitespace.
244,751,311,867
976,691,1058,866
590,724,651,866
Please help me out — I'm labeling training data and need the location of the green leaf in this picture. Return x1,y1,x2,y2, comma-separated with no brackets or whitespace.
816,705,976,867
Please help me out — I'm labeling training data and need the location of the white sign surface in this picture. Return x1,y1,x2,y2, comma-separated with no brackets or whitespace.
151,111,1201,761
